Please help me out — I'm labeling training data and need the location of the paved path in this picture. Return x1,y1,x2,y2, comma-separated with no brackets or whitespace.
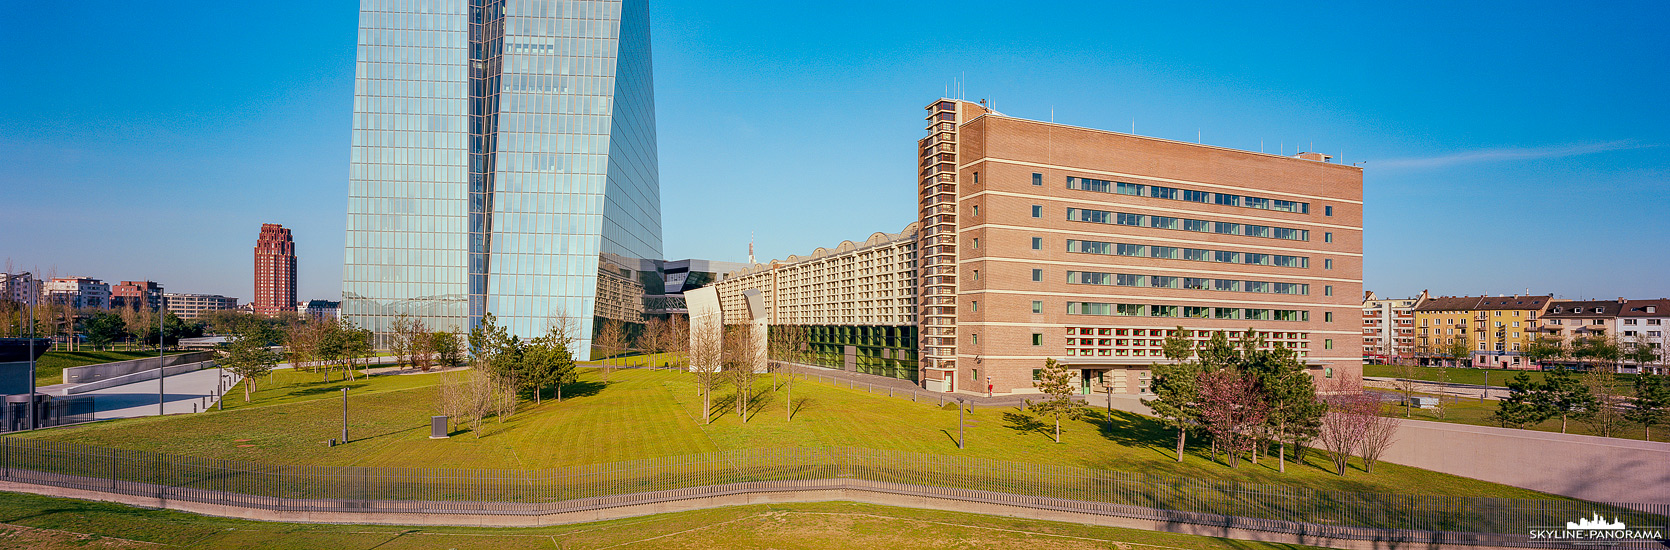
41,367,240,420
1363,376,1506,401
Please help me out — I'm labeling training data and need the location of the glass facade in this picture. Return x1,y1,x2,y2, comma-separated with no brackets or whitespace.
344,0,661,356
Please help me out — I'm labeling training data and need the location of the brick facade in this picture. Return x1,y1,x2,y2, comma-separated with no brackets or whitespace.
253,223,297,318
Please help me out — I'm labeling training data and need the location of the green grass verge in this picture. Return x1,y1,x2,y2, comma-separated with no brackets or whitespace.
1375,388,1669,443
1363,363,1639,389
32,350,193,387
28,367,1554,499
0,490,1333,550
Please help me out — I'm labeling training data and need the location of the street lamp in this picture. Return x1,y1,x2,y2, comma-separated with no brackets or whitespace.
157,297,165,416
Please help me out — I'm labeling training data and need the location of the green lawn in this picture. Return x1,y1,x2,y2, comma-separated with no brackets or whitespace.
32,349,193,387
0,490,1331,550
1363,363,1639,389
1376,389,1669,443
30,367,1553,499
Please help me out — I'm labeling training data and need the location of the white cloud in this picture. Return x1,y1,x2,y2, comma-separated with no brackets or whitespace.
1373,141,1652,170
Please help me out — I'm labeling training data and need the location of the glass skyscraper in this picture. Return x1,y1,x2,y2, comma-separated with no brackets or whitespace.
343,0,661,356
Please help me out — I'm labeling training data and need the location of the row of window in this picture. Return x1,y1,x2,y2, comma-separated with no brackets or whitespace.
1065,271,1312,295
1065,302,1311,321
1066,177,1311,214
1065,239,1312,268
1064,208,1311,241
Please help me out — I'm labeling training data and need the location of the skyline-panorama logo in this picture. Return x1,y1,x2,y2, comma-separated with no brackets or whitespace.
1529,513,1666,543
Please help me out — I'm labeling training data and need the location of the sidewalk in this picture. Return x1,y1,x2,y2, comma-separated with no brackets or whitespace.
782,362,1153,413
1363,376,1507,401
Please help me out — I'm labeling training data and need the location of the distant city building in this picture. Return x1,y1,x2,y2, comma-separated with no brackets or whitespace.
1414,294,1551,369
163,293,238,319
298,300,341,321
254,223,297,318
109,281,164,311
710,98,1364,396
1619,299,1669,374
1361,290,1424,363
1540,298,1670,372
44,277,110,310
0,272,40,305
340,0,661,356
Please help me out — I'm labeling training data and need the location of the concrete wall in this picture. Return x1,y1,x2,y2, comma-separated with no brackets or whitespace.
65,361,217,394
61,351,216,384
1378,419,1670,505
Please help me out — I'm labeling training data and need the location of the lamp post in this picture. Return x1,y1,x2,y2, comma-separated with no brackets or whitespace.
957,398,965,450
26,286,36,431
341,387,348,445
157,299,165,416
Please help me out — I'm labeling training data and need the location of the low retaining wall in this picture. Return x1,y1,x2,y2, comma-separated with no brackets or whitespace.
1379,419,1670,505
65,361,217,394
62,352,216,385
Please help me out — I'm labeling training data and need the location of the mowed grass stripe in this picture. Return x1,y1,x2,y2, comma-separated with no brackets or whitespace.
29,367,1552,498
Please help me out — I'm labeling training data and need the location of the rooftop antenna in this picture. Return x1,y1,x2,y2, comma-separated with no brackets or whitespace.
749,233,756,265
1131,119,1136,134
1050,106,1054,122
1260,139,1264,153
1197,130,1202,144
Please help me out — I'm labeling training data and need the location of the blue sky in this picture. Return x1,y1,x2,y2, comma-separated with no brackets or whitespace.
3,1,1666,302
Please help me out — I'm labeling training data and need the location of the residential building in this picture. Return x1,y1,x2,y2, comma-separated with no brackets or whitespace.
0,273,39,305
716,99,1364,396
109,281,164,311
298,300,341,321
44,277,110,310
1618,298,1669,374
340,0,661,356
254,223,297,318
1413,294,1551,368
163,293,238,319
713,224,920,380
1362,290,1424,363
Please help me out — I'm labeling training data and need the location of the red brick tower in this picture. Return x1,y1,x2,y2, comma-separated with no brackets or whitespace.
254,223,297,318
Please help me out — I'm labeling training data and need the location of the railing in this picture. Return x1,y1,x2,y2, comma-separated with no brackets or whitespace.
0,438,1661,547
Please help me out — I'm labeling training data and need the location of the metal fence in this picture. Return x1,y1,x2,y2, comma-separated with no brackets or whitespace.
0,397,95,433
0,438,1663,548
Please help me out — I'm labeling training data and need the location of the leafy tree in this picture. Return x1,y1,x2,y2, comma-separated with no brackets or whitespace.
1541,367,1597,433
1627,373,1670,440
1143,327,1201,461
523,330,576,402
429,330,463,368
1521,335,1566,369
82,312,126,350
1493,372,1552,428
1027,358,1087,443
1246,343,1325,473
219,322,281,402
390,314,428,369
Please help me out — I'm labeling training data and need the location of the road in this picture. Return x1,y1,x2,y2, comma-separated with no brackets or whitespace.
1363,376,1507,401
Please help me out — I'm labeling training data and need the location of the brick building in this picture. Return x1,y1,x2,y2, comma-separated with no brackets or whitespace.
110,281,164,310
253,223,297,318
716,99,1364,396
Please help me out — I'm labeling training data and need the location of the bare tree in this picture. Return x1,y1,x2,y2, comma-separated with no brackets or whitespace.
594,319,626,383
687,316,723,424
1391,355,1422,417
390,314,422,369
664,315,689,372
781,325,809,420
1198,368,1265,468
1358,399,1399,473
724,324,765,423
640,317,667,369
1579,336,1628,437
1318,389,1376,476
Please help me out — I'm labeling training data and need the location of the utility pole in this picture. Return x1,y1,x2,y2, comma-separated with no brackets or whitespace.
26,289,36,431
341,387,348,444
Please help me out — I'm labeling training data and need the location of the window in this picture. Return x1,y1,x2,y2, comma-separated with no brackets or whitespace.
1214,193,1241,207
972,205,979,216
971,334,978,345
1324,232,1333,243
1212,279,1239,292
972,238,979,249
1183,189,1211,203
1116,182,1145,196
1149,186,1178,200
1183,248,1210,262
1067,239,1112,254
1244,309,1271,320
1150,246,1179,259
1324,285,1333,297
1325,205,1333,216
1213,250,1240,263
1183,219,1210,232
1116,243,1145,256
972,269,979,281
1032,333,1044,346
971,301,978,312
1149,276,1178,289
1116,213,1144,226
1183,306,1210,318
1244,225,1270,238
1214,222,1241,235
1244,253,1271,266
1116,273,1144,286
1032,173,1042,186
1245,197,1270,210
1325,339,1334,350
1031,205,1042,218
1031,268,1043,282
1214,308,1240,319
1325,312,1334,322
1150,305,1179,317
1031,237,1043,250
1116,304,1144,316
1150,216,1178,230
1324,259,1333,270
1032,301,1043,314
973,172,979,184
1068,177,1112,193
1182,277,1209,290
